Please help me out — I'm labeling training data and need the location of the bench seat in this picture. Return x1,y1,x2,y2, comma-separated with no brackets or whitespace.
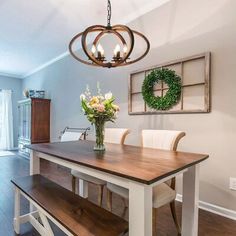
11,175,128,236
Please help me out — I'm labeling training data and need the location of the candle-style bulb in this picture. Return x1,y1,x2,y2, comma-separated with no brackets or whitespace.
114,44,120,58
123,44,128,54
97,44,103,52
97,44,105,59
114,44,121,56
101,48,105,57
91,44,96,55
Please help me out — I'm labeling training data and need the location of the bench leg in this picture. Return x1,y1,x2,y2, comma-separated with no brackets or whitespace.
14,187,21,234
39,211,54,236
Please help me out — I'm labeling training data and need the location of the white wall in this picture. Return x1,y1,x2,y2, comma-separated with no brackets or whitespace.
0,75,22,147
23,0,236,211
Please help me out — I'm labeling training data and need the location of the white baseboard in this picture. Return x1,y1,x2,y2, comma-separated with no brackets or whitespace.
176,194,236,221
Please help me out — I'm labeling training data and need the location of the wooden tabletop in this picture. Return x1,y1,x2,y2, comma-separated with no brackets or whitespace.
27,141,208,185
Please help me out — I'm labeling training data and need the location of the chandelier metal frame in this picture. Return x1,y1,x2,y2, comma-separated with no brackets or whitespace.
69,0,150,68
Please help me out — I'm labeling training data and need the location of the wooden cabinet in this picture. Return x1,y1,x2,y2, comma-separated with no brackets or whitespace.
18,98,50,157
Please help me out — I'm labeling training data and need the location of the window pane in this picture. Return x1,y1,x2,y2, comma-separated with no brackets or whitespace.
131,94,145,112
183,85,205,110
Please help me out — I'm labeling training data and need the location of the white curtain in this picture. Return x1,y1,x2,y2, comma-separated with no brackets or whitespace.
0,90,14,150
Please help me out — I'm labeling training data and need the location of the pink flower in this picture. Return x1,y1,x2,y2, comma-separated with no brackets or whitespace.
96,104,105,112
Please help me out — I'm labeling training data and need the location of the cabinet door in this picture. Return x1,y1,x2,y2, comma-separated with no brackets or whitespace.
24,102,31,141
31,99,50,143
18,101,31,141
18,104,24,139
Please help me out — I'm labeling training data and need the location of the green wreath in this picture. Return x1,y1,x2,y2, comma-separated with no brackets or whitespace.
142,68,182,110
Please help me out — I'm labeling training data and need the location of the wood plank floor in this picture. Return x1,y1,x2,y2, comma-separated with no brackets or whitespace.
0,153,235,236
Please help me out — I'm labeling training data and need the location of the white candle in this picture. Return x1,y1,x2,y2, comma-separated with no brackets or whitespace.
97,44,104,59
123,44,128,55
91,44,96,56
114,44,121,58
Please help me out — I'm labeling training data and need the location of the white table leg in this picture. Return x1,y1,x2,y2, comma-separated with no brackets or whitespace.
30,150,40,212
14,187,21,234
129,182,152,236
30,150,40,175
79,179,88,198
182,165,199,236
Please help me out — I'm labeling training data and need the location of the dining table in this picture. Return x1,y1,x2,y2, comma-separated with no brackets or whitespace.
28,140,208,236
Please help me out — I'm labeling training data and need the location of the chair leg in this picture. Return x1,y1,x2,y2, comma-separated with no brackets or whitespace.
170,201,181,235
72,175,76,193
98,185,104,207
152,208,157,236
107,189,112,211
122,197,128,208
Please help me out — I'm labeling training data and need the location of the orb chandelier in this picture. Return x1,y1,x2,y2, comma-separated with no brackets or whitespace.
69,0,150,68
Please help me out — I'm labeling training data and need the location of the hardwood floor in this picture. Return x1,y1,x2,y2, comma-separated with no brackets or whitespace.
0,153,235,236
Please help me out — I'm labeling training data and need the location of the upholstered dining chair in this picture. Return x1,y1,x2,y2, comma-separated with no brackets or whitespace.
71,128,130,206
106,129,186,235
60,127,90,142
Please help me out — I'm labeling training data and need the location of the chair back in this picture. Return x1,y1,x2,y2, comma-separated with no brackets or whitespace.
104,128,130,144
60,127,90,142
61,131,83,142
142,130,185,151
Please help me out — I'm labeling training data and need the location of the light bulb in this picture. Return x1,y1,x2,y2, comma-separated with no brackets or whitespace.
123,44,128,54
97,44,105,58
97,43,105,57
114,44,121,54
91,44,96,54
101,49,104,57
97,44,103,52
114,44,121,58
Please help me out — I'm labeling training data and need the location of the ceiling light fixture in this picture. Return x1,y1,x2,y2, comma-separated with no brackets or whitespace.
69,0,150,68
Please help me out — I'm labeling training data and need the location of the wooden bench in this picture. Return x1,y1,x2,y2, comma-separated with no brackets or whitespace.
12,175,128,236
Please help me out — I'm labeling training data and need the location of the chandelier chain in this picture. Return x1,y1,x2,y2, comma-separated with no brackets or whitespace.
107,0,112,27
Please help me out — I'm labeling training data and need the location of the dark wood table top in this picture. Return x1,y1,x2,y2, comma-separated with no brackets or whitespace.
27,141,209,185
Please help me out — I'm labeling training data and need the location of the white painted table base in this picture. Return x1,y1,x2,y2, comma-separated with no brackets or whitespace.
182,165,199,235
28,150,200,236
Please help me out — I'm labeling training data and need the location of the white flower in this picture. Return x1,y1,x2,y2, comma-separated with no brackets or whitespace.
80,94,86,101
105,92,112,100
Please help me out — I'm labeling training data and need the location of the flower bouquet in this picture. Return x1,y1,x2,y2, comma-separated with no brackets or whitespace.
80,85,119,151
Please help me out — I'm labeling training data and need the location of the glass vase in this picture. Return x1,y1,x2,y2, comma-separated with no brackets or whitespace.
94,119,105,151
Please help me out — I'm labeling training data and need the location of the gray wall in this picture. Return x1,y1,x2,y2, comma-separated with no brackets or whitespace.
23,0,236,211
0,75,22,147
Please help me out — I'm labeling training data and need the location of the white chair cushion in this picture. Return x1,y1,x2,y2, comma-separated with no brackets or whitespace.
107,182,129,199
61,131,82,142
153,183,176,208
71,170,106,185
107,182,176,208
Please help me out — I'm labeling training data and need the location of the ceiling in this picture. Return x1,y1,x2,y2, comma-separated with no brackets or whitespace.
0,0,169,79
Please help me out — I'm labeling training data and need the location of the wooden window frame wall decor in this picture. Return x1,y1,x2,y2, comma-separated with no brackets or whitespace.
128,52,211,115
